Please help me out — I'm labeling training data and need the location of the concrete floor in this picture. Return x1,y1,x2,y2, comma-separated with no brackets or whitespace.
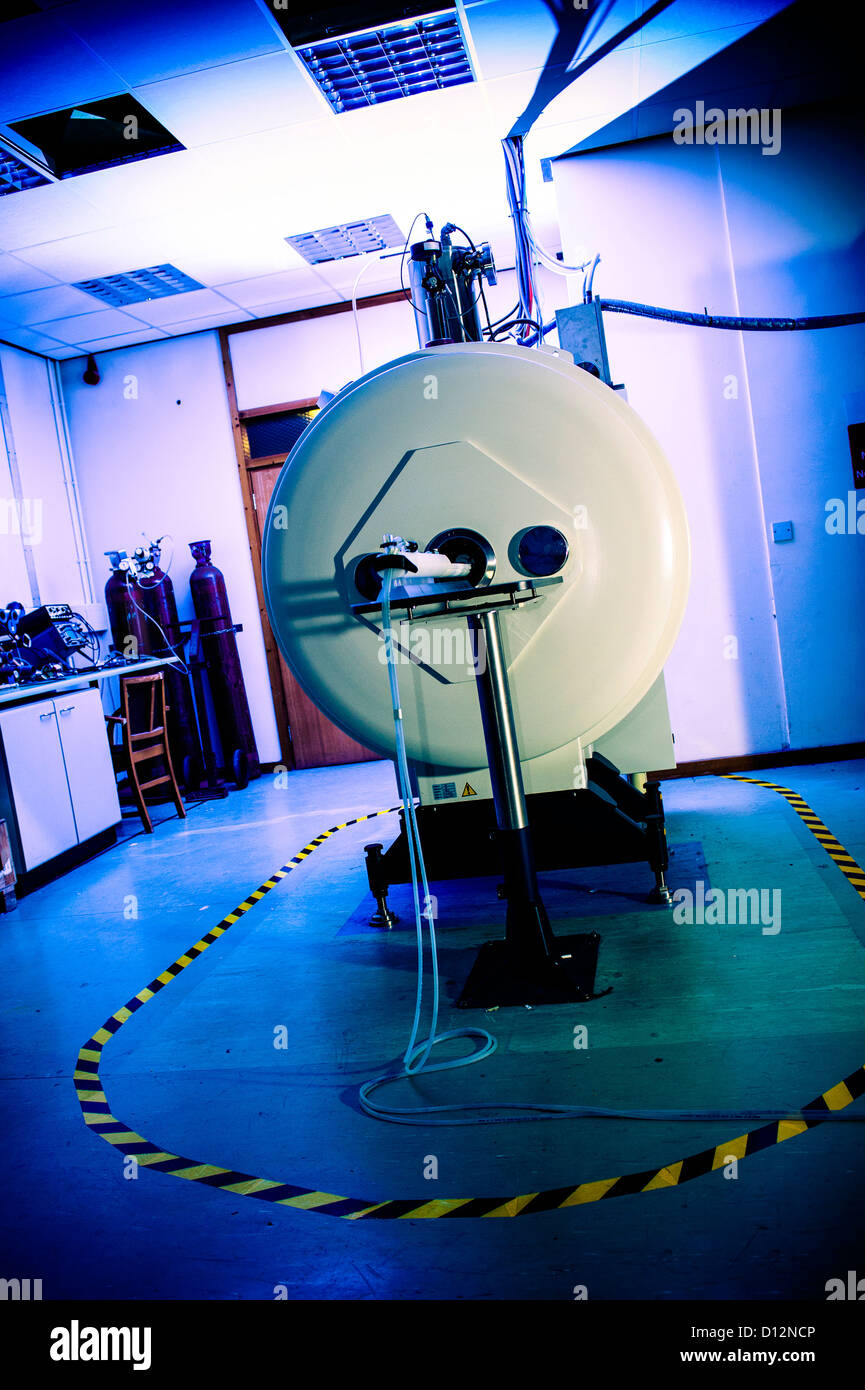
1,758,863,1300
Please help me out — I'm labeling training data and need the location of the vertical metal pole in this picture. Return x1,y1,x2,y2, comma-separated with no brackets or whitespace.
468,610,556,962
468,610,528,829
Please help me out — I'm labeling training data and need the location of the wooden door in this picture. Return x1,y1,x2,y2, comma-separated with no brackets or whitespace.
249,463,379,769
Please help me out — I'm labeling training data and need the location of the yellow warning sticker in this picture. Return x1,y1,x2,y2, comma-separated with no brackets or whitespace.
462,783,477,797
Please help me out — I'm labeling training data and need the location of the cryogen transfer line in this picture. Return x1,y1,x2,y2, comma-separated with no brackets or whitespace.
74,777,865,1219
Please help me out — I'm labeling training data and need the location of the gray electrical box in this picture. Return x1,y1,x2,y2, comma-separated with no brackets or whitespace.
554,301,613,385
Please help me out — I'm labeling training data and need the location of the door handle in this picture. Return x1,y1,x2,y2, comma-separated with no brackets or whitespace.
58,706,74,715
39,711,54,721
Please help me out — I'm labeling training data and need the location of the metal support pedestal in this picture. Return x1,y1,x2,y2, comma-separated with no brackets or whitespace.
364,842,399,928
457,608,602,1009
644,779,673,905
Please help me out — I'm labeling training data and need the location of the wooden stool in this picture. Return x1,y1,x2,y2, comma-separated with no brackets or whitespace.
106,672,186,834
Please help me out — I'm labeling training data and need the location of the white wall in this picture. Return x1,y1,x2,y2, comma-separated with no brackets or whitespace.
228,267,569,411
552,105,865,761
0,344,94,615
59,331,282,763
722,108,865,750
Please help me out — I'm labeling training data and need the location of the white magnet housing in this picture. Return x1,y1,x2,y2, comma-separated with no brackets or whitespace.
262,341,690,770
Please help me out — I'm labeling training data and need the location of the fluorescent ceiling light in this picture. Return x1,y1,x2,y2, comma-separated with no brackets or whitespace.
293,10,474,113
0,146,50,195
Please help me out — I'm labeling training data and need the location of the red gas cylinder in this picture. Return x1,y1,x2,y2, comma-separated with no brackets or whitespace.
132,551,202,787
104,554,148,660
188,539,260,784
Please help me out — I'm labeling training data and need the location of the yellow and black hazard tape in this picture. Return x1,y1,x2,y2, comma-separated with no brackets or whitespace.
723,774,865,903
74,778,865,1219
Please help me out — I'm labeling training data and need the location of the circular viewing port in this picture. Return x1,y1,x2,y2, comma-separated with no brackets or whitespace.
514,525,569,577
425,528,496,587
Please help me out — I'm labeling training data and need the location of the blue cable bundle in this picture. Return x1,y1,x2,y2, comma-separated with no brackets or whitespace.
501,135,542,342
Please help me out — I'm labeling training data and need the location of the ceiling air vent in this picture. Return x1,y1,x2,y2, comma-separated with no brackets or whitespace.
72,265,204,307
286,215,404,265
292,9,474,113
0,147,50,195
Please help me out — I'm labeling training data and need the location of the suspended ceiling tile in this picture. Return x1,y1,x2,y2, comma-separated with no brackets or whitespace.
463,0,791,84
64,147,219,222
471,1,793,150
293,85,497,228
119,287,243,327
0,282,106,323
163,309,256,336
634,24,759,104
0,11,121,124
629,0,793,49
500,0,760,67
34,306,151,343
61,0,284,86
71,325,173,352
0,182,109,253
538,109,627,160
531,45,640,130
566,1,641,55
213,267,335,309
463,0,557,82
311,255,404,296
0,320,71,353
184,118,353,226
144,217,303,286
335,77,488,152
0,253,63,296
8,220,198,282
133,51,323,148
248,293,347,321
477,67,550,130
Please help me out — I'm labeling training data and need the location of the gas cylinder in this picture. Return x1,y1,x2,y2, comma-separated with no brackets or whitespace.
104,553,149,660
188,539,260,784
131,546,202,788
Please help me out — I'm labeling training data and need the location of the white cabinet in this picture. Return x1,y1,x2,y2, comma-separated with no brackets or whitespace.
0,688,120,871
0,702,78,870
54,692,122,845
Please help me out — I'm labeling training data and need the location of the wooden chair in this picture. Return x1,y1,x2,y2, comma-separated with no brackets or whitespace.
106,672,186,834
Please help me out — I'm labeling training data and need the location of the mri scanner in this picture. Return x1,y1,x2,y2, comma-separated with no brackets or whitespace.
262,233,690,1007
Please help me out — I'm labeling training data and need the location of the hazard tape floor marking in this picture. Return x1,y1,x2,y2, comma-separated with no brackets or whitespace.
74,778,865,1218
722,773,865,904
